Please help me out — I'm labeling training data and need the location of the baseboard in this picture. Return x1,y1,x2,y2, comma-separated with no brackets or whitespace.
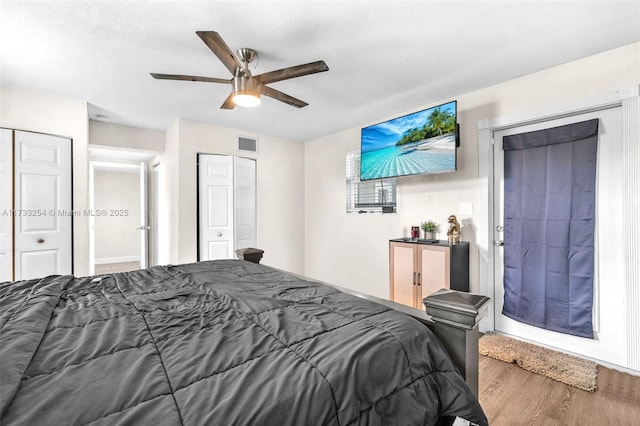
94,256,140,265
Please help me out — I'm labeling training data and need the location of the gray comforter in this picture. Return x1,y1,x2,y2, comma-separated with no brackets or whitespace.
0,260,486,425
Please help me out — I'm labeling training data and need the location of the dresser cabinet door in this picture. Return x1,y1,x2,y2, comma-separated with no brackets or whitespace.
389,242,416,307
419,245,451,300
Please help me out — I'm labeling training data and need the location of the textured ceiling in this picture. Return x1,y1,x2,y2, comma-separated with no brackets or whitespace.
1,1,639,142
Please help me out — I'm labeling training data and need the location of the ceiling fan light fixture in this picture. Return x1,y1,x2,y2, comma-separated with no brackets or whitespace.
152,32,329,109
232,77,261,107
233,92,261,107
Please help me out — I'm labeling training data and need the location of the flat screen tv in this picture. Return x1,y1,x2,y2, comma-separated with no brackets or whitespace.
360,100,457,180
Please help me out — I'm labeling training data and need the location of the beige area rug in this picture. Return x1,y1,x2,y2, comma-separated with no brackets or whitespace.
479,332,598,392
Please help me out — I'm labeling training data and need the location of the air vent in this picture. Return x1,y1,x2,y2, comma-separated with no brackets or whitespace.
238,137,257,152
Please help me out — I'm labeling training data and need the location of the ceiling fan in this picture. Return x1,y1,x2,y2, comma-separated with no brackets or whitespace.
151,31,329,109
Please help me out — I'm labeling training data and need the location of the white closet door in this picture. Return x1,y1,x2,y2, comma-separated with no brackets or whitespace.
14,131,72,280
0,129,13,281
198,154,257,261
233,157,256,251
199,154,234,260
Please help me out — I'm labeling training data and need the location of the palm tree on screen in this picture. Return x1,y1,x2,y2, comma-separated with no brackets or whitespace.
428,107,448,135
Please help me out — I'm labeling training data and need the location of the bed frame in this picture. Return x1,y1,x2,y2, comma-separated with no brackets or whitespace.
237,248,489,397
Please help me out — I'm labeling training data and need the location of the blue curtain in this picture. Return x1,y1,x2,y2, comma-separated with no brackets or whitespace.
502,119,598,338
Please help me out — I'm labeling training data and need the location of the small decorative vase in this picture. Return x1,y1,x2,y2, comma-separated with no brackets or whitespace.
424,231,433,240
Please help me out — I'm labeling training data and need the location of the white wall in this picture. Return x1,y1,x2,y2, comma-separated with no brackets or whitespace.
93,169,141,261
90,120,165,152
161,119,305,274
304,42,640,299
161,121,181,265
0,86,91,276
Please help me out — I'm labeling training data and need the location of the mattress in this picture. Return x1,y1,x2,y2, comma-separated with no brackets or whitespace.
0,260,486,425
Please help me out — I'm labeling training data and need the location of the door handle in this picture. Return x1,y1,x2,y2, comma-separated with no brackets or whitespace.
413,272,416,285
136,226,150,230
417,272,421,286
217,232,223,237
495,240,504,246
37,238,45,244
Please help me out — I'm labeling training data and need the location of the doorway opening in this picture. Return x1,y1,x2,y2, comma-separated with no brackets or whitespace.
88,148,155,275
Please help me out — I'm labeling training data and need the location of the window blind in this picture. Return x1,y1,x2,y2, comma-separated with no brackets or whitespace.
345,150,396,214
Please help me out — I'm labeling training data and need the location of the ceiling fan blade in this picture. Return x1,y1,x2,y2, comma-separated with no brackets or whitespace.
261,85,308,108
256,60,329,85
150,73,231,84
220,93,236,109
196,31,241,76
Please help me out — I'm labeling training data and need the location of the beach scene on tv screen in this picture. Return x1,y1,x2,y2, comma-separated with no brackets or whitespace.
360,101,456,180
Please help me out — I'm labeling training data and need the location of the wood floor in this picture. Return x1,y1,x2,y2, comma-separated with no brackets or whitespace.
479,354,640,425
94,261,140,274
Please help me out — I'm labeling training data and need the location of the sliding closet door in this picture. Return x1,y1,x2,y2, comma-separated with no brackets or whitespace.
198,154,256,261
0,129,12,281
14,131,72,280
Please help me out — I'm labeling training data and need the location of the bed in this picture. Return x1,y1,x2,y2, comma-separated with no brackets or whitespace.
0,259,487,425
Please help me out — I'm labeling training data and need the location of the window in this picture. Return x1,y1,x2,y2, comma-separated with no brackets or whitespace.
346,150,396,214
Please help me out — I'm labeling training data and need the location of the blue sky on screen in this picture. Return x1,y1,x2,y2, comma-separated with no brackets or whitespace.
361,101,456,153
